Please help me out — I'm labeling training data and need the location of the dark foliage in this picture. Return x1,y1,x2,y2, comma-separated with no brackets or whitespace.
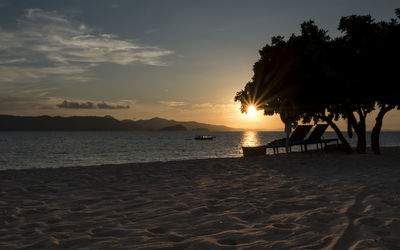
235,9,400,154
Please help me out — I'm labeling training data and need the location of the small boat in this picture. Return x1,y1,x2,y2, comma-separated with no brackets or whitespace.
242,145,267,157
194,135,215,140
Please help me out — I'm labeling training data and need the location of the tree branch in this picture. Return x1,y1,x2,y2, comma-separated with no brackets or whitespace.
347,111,359,132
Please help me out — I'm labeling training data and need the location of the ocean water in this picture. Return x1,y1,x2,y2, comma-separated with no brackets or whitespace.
0,131,399,170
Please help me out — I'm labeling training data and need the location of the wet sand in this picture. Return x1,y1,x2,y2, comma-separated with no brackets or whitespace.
1,148,400,249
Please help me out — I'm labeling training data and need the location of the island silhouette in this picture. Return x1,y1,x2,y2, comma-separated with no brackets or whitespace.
0,115,237,131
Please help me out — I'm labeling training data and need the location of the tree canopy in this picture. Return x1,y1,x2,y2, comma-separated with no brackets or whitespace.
235,9,400,154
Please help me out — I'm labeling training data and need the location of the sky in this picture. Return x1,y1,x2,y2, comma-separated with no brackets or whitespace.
0,0,399,130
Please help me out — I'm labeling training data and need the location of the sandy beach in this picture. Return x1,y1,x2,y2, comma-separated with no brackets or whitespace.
1,148,400,249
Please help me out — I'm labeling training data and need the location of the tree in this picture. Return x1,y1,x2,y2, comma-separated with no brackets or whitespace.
334,15,378,153
370,9,400,154
236,10,400,154
338,11,400,154
235,21,354,152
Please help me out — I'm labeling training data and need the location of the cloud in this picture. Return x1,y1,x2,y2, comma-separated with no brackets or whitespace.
0,58,27,64
0,84,136,116
159,101,186,107
0,9,174,82
0,86,60,111
97,102,129,109
57,100,131,109
0,65,92,82
57,100,95,109
192,103,213,109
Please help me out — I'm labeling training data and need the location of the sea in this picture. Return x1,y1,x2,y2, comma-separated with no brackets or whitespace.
0,131,399,170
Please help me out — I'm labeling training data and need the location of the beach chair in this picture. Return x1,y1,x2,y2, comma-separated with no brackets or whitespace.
266,125,313,154
302,124,339,151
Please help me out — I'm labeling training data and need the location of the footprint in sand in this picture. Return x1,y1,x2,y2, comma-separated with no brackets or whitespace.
272,223,296,229
166,232,186,242
148,226,168,234
356,216,383,227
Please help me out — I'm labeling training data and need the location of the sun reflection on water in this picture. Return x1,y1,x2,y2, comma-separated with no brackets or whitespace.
241,131,260,147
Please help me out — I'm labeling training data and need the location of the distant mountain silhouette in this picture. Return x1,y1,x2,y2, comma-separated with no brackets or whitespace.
159,124,187,131
0,115,144,131
0,115,237,131
135,117,236,131
192,127,209,131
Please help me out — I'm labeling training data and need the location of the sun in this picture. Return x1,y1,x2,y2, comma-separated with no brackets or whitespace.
246,105,257,118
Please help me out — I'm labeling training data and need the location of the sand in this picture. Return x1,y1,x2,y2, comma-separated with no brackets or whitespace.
1,148,400,249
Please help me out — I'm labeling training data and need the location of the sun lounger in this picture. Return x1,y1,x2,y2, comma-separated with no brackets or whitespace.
266,125,313,154
302,124,338,151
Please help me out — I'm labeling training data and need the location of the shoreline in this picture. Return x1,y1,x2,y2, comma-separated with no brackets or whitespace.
1,148,400,249
1,146,399,172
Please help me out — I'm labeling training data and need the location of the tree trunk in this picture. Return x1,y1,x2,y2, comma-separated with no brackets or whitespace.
347,111,367,153
356,116,366,153
322,115,353,153
371,105,395,154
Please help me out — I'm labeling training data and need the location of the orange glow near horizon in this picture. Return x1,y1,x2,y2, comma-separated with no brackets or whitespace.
229,103,274,130
246,105,257,118
241,130,260,146
242,104,264,122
